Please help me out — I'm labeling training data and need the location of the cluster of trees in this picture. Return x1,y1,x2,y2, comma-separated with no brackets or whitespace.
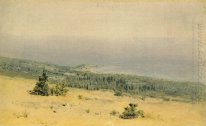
62,71,206,102
31,70,68,96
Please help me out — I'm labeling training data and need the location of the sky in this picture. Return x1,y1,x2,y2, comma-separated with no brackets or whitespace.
0,0,205,82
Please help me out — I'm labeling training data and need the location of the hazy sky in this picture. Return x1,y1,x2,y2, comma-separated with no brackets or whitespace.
0,1,204,39
0,0,205,81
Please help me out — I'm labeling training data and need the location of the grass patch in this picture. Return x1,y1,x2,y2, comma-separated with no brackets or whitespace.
14,111,29,118
78,95,83,99
85,109,90,113
110,110,119,116
114,90,123,96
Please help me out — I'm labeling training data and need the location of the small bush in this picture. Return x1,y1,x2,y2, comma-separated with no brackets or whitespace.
50,84,68,96
62,103,67,106
78,95,83,99
120,103,144,119
140,95,146,101
110,110,119,116
114,90,122,96
163,97,170,101
22,111,29,118
137,110,145,118
86,109,90,113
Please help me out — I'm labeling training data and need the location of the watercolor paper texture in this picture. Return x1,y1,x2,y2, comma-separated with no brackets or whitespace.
0,0,206,126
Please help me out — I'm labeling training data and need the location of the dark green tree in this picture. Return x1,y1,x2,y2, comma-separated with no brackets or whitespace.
32,69,49,96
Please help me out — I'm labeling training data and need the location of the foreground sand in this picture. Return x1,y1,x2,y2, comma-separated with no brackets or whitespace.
0,75,205,126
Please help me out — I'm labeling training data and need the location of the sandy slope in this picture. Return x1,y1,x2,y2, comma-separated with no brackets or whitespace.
0,75,205,126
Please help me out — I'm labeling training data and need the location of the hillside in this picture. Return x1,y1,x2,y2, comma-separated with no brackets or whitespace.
0,56,206,102
0,75,205,126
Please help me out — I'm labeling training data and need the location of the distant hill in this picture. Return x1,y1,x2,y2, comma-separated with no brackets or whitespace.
0,56,71,78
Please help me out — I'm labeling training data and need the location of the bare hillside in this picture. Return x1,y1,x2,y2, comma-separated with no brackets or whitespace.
0,75,205,126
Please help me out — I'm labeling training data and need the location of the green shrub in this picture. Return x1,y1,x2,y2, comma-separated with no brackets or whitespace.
114,90,122,96
50,83,68,96
120,103,144,119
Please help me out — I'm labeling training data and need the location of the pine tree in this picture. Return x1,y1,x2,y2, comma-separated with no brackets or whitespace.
33,69,49,96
